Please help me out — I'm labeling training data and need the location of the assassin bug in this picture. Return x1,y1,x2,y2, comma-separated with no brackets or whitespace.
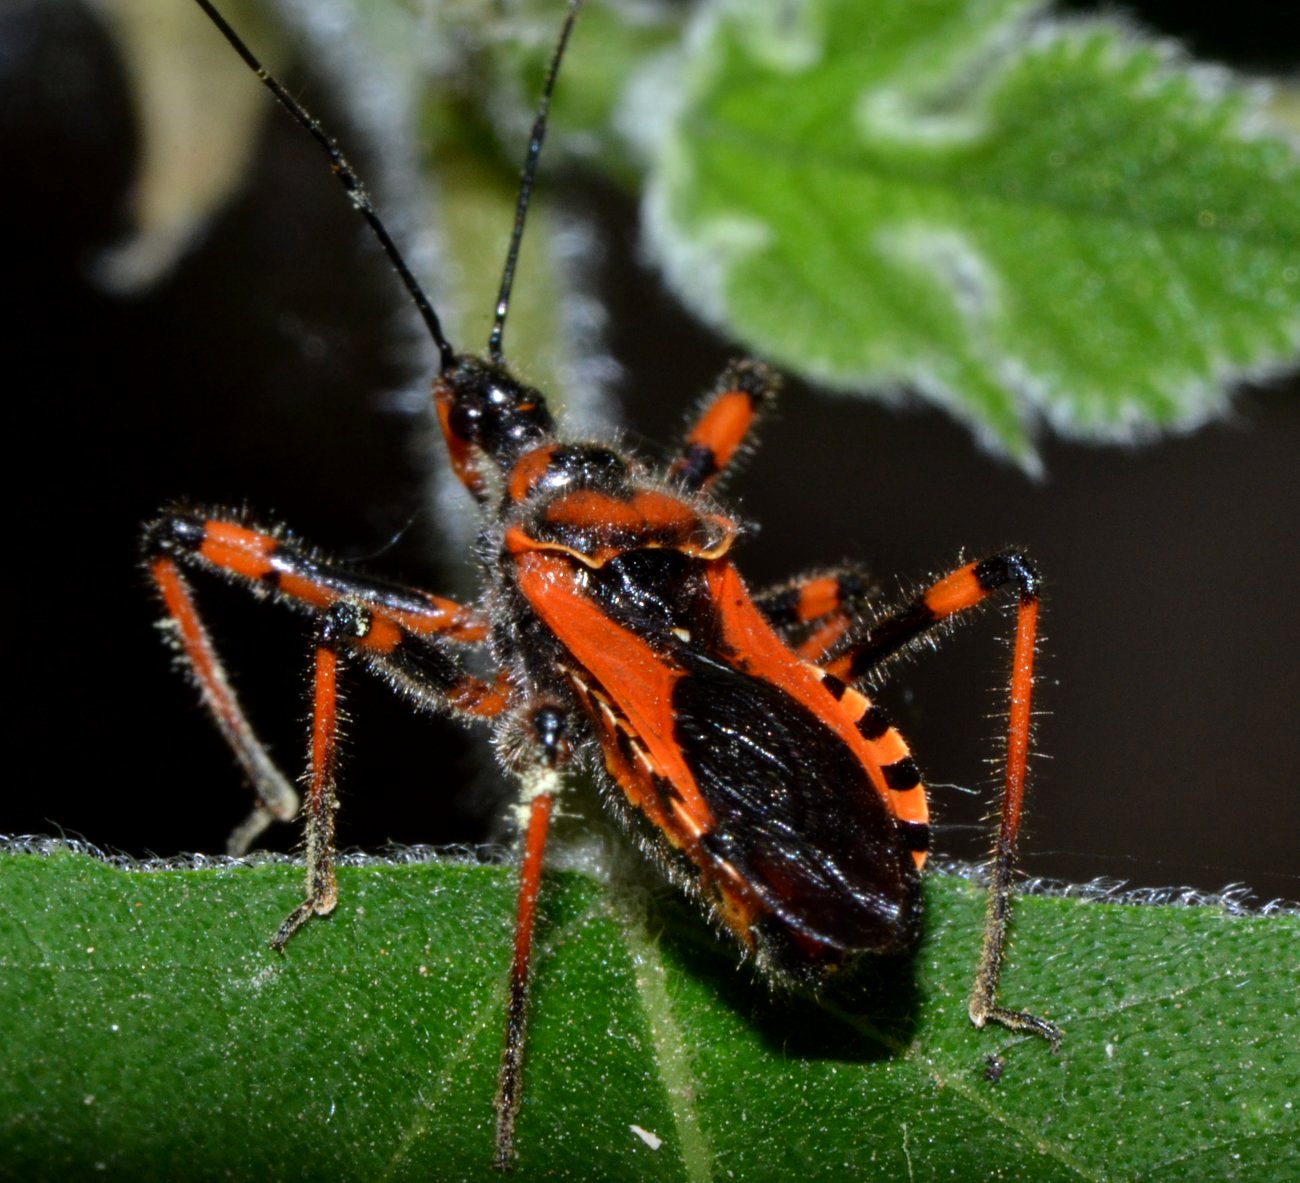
146,0,1061,1168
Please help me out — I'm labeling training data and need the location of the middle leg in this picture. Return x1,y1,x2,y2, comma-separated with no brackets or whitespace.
270,598,512,950
753,564,874,660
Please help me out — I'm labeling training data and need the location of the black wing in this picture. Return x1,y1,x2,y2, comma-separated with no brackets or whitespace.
672,649,922,971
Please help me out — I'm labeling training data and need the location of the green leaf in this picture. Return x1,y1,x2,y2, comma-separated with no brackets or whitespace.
640,0,1300,467
3,846,1297,1180
98,1,1300,464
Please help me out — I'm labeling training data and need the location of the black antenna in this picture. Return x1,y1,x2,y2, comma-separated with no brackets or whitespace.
487,0,583,367
192,0,457,372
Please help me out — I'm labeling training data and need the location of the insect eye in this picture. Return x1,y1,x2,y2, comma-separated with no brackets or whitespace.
448,402,483,443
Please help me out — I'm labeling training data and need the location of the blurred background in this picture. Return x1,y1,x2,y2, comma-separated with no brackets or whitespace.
3,0,1297,902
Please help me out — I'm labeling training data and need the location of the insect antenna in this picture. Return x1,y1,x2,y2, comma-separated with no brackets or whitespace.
191,0,457,372
486,0,583,367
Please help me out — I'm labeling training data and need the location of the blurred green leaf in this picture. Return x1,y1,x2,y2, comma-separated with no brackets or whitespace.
2,847,1296,1180
642,0,1300,466
102,0,1300,464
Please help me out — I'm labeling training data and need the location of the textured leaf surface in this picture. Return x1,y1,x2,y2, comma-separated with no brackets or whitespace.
2,848,1297,1181
643,0,1300,465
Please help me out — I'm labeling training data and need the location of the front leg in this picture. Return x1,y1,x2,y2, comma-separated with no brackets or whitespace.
668,360,778,492
145,507,513,964
145,508,498,854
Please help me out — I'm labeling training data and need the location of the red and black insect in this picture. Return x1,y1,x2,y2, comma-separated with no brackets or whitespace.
146,0,1060,1168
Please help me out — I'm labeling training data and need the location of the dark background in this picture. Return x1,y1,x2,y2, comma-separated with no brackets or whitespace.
4,0,1297,902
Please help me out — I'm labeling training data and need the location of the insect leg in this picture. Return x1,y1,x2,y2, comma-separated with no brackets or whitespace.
145,510,497,854
823,553,1062,1048
753,564,874,659
149,549,300,854
494,705,570,1171
668,359,779,492
268,597,512,951
269,602,353,949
